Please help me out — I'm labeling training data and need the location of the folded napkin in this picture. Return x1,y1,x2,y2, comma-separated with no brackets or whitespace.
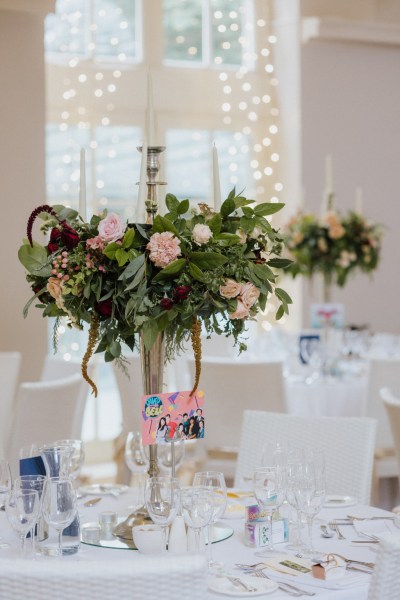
266,570,368,591
352,519,394,540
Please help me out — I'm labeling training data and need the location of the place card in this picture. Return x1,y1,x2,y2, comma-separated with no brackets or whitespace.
141,390,205,445
310,303,345,328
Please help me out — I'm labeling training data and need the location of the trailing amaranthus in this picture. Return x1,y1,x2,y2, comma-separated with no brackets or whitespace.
190,317,202,397
81,313,100,397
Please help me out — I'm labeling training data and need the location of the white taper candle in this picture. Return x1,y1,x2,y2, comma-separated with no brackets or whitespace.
146,72,156,146
137,142,148,223
79,148,87,221
212,143,222,211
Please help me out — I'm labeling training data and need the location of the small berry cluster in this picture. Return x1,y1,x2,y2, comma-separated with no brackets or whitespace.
51,251,70,281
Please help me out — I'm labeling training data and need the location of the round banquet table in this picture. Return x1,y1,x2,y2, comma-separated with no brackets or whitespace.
0,486,392,599
285,374,369,418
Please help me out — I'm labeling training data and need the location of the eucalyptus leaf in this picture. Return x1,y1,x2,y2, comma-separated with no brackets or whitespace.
119,253,145,281
125,263,146,291
189,252,228,269
275,287,293,305
188,262,205,282
152,258,186,281
267,258,292,269
254,202,285,217
18,244,52,277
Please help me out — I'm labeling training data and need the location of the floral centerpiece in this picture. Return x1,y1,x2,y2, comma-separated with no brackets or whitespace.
19,191,292,395
285,209,382,300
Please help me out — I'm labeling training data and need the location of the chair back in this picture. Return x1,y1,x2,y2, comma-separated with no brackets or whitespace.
0,352,21,457
366,358,400,449
188,358,285,450
235,411,376,504
40,355,82,381
381,387,400,477
7,373,85,476
0,554,207,600
368,533,400,600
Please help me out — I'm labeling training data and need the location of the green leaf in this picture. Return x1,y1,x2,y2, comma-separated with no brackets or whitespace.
208,213,222,235
152,258,186,281
22,288,46,318
214,232,241,247
119,253,145,281
267,258,292,269
135,224,149,240
189,252,228,269
188,262,205,282
165,194,180,214
227,188,236,200
18,243,52,277
253,263,276,281
115,248,130,266
275,287,293,305
258,293,267,312
109,340,121,358
151,215,179,236
234,197,254,209
125,263,146,291
276,304,284,320
103,242,119,259
142,320,159,351
241,206,254,217
177,199,190,215
220,198,236,218
254,202,285,217
122,228,135,249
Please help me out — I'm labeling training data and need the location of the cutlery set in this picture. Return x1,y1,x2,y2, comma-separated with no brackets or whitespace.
234,564,315,597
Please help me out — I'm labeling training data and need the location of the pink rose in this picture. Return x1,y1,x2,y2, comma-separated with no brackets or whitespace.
241,282,260,309
192,223,212,245
147,231,181,268
219,278,242,299
229,299,250,320
98,213,126,243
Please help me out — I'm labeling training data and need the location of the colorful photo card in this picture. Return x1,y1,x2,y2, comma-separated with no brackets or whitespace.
310,303,345,329
141,390,205,445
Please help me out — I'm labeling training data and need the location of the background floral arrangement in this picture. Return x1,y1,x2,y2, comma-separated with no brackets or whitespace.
19,191,292,395
285,209,383,288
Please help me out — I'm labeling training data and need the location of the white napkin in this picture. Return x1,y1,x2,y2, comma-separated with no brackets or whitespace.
352,518,394,540
265,570,368,590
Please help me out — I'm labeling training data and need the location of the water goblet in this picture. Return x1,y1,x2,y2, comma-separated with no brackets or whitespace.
158,439,185,477
193,471,227,569
125,431,148,474
293,457,326,556
181,486,214,553
52,440,85,480
144,477,180,553
253,466,285,556
41,477,77,557
14,474,46,554
5,489,40,557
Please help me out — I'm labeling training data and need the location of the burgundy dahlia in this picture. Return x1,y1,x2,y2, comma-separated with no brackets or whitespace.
173,285,192,302
60,224,80,249
95,299,113,318
160,298,174,311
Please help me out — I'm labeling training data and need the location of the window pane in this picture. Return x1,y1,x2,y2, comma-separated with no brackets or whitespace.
211,0,244,66
93,0,138,60
45,0,89,57
163,0,203,63
94,126,141,219
46,124,90,206
166,129,251,205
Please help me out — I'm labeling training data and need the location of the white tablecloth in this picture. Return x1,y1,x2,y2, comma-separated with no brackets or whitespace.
0,487,393,599
285,375,368,418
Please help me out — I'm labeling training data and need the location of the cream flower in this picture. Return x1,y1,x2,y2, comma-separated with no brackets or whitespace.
241,282,260,309
147,231,181,269
235,228,247,244
219,278,242,299
192,223,213,245
229,299,250,320
250,225,263,240
47,277,63,300
328,224,345,239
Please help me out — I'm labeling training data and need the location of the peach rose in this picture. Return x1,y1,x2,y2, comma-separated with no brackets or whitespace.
229,299,250,320
241,282,260,308
219,278,242,299
47,277,63,300
98,212,127,243
328,224,345,239
192,223,212,245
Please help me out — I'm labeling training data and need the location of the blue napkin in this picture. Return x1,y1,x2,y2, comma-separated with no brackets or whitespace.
19,456,46,477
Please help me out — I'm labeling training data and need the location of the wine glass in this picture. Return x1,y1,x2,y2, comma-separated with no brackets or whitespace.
125,432,148,474
144,477,180,553
181,486,214,553
6,489,40,556
53,440,85,480
0,459,12,510
193,471,227,569
158,439,185,477
293,454,326,556
13,475,46,554
41,477,77,557
253,466,285,556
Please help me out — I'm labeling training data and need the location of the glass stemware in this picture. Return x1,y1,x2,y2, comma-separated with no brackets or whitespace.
52,440,85,480
144,477,180,552
14,475,46,554
253,466,285,556
193,471,227,569
125,431,148,473
0,459,12,510
5,489,40,557
181,486,214,553
158,439,185,477
41,477,77,557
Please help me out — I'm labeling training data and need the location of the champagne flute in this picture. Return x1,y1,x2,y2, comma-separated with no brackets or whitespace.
193,471,227,569
6,489,40,557
144,477,180,552
181,486,214,553
294,454,326,556
253,466,285,556
41,477,77,557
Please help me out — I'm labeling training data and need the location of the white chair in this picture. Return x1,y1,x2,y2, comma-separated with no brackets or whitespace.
0,554,207,600
0,352,21,457
381,387,400,478
368,533,400,600
40,355,83,381
366,359,400,502
187,358,286,481
7,373,87,477
235,411,376,504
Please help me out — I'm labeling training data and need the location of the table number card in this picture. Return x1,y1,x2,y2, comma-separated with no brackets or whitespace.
141,390,205,445
310,303,345,329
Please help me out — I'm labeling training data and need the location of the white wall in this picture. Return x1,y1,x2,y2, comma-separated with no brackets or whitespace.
0,5,51,380
301,30,400,332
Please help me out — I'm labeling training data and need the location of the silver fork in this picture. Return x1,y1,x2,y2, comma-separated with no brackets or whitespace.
329,520,346,540
253,570,315,597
